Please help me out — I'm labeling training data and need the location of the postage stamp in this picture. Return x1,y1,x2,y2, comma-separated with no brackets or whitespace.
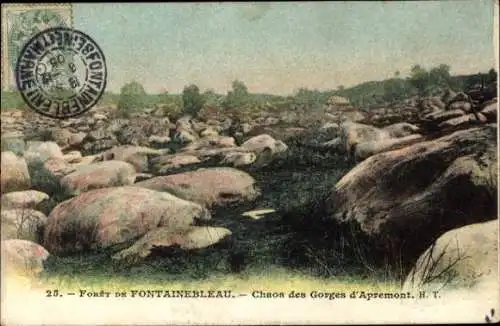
1,3,73,91
1,2,499,325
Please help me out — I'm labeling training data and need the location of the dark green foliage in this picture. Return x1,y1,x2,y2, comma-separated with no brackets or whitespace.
182,84,205,117
222,80,251,110
117,81,148,115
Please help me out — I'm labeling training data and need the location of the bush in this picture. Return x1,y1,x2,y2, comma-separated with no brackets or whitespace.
117,81,147,116
182,84,205,117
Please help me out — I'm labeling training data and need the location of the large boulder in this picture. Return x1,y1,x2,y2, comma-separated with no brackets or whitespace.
112,226,232,265
1,209,47,242
151,154,202,170
221,151,257,167
134,167,260,207
60,161,137,195
43,186,210,254
1,239,49,276
339,122,390,156
1,152,31,194
240,134,288,156
42,157,77,179
49,128,75,149
1,190,49,210
63,151,83,163
354,134,424,162
240,134,288,166
23,141,63,164
101,146,166,172
327,125,497,268
422,109,466,124
480,100,497,122
80,128,119,155
403,220,498,294
180,136,236,152
438,112,488,130
382,123,420,138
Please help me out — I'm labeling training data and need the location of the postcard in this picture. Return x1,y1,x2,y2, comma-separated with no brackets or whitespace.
1,2,499,325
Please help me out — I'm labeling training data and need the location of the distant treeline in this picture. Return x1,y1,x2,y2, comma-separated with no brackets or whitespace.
2,64,497,116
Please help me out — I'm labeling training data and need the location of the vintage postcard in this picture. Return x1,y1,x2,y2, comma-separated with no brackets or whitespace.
1,1,499,325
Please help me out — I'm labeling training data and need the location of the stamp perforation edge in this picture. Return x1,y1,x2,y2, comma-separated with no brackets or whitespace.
1,3,73,91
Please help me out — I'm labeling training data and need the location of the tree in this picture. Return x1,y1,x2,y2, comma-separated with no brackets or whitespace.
409,64,430,96
223,80,250,109
182,84,205,117
429,64,451,90
118,81,147,114
394,71,401,78
486,68,498,84
383,78,406,103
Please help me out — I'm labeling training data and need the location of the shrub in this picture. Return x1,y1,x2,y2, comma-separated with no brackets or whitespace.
182,84,205,117
117,81,147,116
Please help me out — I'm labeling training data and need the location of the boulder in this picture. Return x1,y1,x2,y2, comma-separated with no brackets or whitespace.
438,112,488,130
173,129,198,145
1,133,25,155
403,220,498,294
319,122,340,135
1,209,47,242
354,134,424,161
60,161,137,195
63,151,82,163
176,116,193,130
151,154,202,173
441,89,457,105
382,123,420,138
327,125,497,268
134,167,260,207
148,135,171,148
1,190,49,210
340,111,366,123
49,128,74,149
101,146,165,173
422,109,466,124
318,137,345,153
480,101,497,122
221,151,257,167
241,123,253,134
240,134,288,156
1,239,49,276
1,152,31,194
112,226,232,265
448,101,473,113
200,127,219,138
447,92,471,105
339,122,390,156
181,136,236,152
43,186,210,254
42,157,77,179
23,141,63,164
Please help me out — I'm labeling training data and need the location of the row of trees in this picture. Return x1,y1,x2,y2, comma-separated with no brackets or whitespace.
115,64,498,116
336,65,497,107
117,80,255,117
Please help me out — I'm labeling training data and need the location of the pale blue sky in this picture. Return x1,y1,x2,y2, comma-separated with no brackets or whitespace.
73,1,496,95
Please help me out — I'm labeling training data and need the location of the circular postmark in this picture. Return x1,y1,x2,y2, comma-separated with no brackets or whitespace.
15,27,107,119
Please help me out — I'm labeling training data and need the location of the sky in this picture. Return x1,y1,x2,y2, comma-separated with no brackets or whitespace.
71,1,498,95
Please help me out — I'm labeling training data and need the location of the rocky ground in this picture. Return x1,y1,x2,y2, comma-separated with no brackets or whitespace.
1,87,498,293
